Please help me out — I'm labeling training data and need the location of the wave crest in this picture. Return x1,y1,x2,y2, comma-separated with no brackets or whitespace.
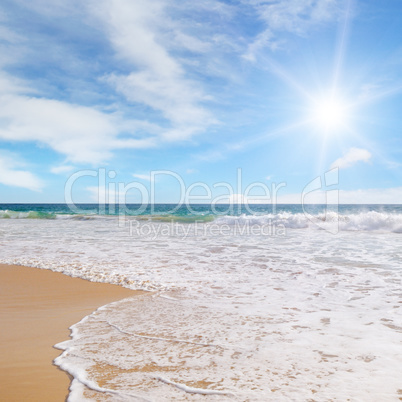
0,210,56,219
214,211,402,233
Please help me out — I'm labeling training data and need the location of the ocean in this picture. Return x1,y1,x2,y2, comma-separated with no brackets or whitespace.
1,204,401,401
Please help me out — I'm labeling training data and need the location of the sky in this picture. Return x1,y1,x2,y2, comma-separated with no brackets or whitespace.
0,0,401,204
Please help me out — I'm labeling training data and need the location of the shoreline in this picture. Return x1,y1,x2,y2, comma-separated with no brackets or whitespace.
0,264,141,401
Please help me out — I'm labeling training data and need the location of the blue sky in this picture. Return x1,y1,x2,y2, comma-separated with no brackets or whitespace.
0,0,401,203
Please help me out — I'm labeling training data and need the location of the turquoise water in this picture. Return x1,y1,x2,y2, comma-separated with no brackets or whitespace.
1,203,402,220
1,203,402,232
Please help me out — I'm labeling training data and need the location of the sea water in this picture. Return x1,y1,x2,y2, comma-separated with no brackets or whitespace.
0,204,401,400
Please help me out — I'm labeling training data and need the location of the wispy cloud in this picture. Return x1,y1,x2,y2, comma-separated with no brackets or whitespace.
0,154,43,191
0,71,31,94
0,1,163,166
94,0,217,141
3,0,252,166
0,25,23,44
250,0,339,32
0,0,226,170
51,165,76,174
243,30,277,62
132,173,154,182
244,0,341,61
330,148,372,170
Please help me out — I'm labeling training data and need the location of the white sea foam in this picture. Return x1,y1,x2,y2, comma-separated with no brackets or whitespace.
1,215,402,400
1,209,402,233
214,211,402,232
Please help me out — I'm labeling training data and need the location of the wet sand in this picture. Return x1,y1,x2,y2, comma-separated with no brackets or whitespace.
0,264,140,401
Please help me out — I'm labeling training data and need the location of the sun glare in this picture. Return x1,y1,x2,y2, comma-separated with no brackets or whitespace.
311,96,348,133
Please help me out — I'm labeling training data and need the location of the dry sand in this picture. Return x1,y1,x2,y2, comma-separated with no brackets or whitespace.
0,264,141,401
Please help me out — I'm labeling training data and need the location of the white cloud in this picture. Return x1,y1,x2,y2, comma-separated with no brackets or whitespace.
338,187,402,204
0,0,221,167
93,0,216,141
251,0,339,32
0,94,156,164
173,31,211,53
0,0,351,174
107,72,214,141
51,165,76,174
0,155,44,191
95,0,179,77
132,173,153,182
0,72,31,94
330,148,372,170
243,30,276,62
244,0,341,61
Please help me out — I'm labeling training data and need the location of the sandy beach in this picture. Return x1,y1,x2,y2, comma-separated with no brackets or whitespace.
0,264,139,402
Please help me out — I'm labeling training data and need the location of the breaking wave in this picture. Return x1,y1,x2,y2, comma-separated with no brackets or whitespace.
0,210,56,219
214,211,402,233
1,208,401,232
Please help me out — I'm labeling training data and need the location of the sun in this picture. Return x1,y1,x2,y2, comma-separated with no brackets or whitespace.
310,95,348,133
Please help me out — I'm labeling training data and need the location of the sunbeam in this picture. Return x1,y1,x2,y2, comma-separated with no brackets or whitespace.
261,55,315,102
331,0,354,93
